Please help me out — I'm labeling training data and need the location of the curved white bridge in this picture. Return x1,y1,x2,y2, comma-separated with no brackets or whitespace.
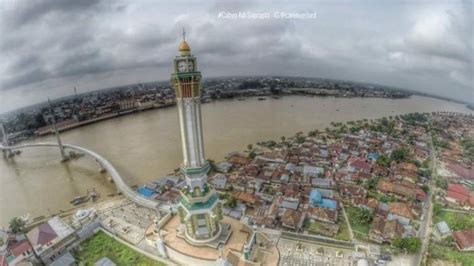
1,142,159,210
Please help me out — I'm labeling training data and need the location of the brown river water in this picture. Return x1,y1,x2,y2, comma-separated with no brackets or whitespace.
0,95,472,227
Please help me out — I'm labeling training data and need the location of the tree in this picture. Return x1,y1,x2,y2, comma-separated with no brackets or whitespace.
433,203,443,217
421,184,430,193
367,176,381,190
392,237,421,253
308,131,317,137
436,178,448,190
391,148,409,162
249,151,256,159
376,155,391,167
247,144,253,151
9,217,26,234
225,196,237,208
352,207,373,224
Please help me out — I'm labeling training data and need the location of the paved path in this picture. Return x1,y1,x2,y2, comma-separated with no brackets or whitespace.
442,208,474,214
1,142,160,210
340,202,355,241
415,135,437,266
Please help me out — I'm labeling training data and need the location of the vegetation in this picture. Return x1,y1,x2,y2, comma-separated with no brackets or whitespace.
392,237,421,253
334,216,351,241
432,203,443,217
461,137,474,162
224,196,237,208
367,176,381,190
74,231,163,266
390,147,410,162
9,217,26,234
435,177,448,190
433,210,474,231
351,207,373,224
376,155,391,167
401,113,428,125
346,207,371,234
429,241,474,266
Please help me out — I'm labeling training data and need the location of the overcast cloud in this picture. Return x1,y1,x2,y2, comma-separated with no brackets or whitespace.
0,0,472,113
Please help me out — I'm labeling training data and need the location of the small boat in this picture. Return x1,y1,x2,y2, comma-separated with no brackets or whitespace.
70,196,89,206
257,97,267,101
238,98,246,101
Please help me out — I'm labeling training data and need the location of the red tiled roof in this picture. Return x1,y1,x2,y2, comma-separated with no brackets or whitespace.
389,202,413,219
448,184,470,196
349,157,371,171
10,240,32,257
453,229,474,250
447,190,470,202
0,255,7,266
447,164,474,179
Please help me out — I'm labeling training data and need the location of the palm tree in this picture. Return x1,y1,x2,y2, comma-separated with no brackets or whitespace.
9,217,26,234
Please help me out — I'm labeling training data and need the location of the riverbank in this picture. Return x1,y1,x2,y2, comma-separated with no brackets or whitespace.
1,95,472,227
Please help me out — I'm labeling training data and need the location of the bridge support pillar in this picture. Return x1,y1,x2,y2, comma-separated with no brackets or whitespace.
95,159,106,173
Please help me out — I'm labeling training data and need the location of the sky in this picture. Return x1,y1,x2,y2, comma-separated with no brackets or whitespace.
0,0,472,113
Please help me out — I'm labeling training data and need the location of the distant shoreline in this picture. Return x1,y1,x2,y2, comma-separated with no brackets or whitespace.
28,94,472,141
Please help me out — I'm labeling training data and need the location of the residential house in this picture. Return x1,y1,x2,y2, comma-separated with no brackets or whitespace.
211,173,227,190
436,221,451,237
368,216,404,244
452,229,474,251
445,183,474,208
387,202,413,225
303,165,324,178
347,157,371,173
5,239,34,265
26,216,76,265
281,209,305,232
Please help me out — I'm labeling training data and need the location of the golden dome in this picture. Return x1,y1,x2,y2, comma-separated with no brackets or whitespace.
179,41,190,52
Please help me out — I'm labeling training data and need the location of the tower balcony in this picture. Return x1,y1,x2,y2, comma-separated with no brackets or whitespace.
180,192,219,212
180,162,210,175
180,188,217,205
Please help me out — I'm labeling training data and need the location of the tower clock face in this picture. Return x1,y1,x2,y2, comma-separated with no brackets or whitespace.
187,61,194,72
177,61,186,72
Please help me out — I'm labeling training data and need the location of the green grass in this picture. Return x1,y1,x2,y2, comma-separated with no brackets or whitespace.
346,206,370,235
433,210,474,231
74,231,165,266
428,243,474,266
334,218,351,241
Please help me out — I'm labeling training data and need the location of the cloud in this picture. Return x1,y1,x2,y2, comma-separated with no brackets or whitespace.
0,0,472,113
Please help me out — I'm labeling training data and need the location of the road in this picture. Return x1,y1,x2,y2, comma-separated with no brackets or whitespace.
415,135,437,266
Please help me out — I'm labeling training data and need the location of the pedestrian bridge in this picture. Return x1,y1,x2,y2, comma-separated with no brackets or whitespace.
0,142,159,210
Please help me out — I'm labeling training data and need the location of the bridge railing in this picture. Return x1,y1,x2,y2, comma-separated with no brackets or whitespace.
1,142,160,210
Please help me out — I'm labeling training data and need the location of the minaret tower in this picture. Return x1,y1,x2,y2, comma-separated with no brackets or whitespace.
171,29,223,244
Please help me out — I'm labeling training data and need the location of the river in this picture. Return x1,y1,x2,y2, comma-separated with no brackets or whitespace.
0,95,471,226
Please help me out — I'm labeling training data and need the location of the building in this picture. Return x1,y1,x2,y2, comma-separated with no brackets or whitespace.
4,239,34,265
171,34,226,246
281,209,305,231
445,183,474,208
435,221,451,237
368,216,404,244
452,229,474,251
26,216,76,265
211,173,227,190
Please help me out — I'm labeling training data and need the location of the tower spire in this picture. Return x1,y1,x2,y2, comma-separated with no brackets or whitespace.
182,27,186,41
